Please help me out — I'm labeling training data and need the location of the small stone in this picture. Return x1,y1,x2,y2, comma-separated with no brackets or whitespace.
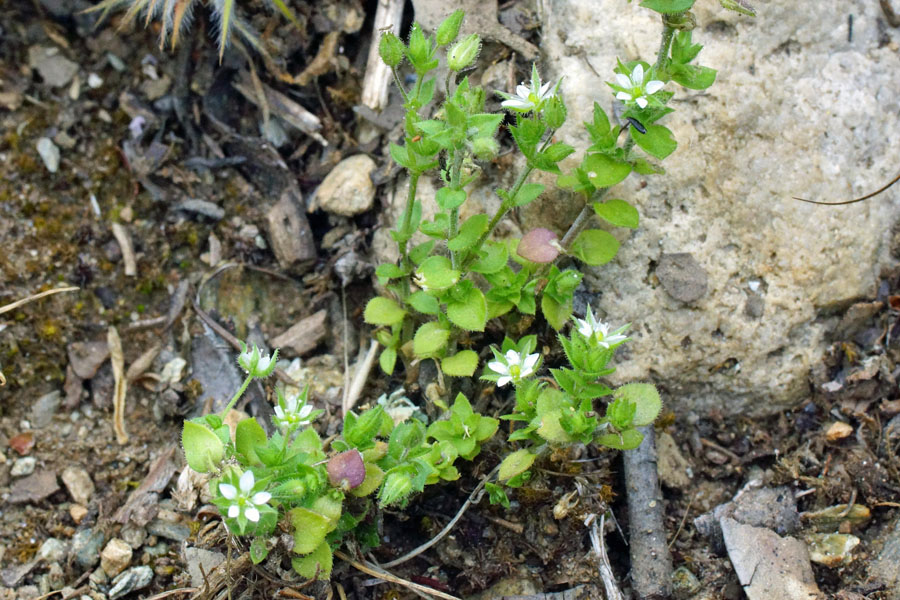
120,524,147,549
31,391,61,428
8,431,35,455
44,561,65,591
38,538,67,563
28,46,78,88
140,74,171,101
69,504,88,524
87,73,103,89
869,517,900,592
672,566,702,600
100,539,133,577
825,421,853,441
108,566,153,600
11,457,36,477
656,253,708,304
146,518,190,542
264,191,316,273
312,154,377,216
53,131,77,150
183,547,225,588
806,532,860,567
62,466,95,505
656,432,692,489
174,199,225,221
71,528,106,568
36,138,60,173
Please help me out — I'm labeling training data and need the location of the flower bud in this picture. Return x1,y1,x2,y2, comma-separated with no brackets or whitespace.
327,450,366,490
541,94,567,129
470,136,499,161
406,24,431,70
379,32,405,68
447,33,481,71
435,10,464,46
517,228,562,263
379,470,414,507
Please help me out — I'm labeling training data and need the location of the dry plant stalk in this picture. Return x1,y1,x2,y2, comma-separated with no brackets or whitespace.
108,325,129,444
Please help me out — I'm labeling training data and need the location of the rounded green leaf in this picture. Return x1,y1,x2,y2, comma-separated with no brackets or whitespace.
441,350,479,377
436,187,467,210
413,322,450,357
182,421,224,473
416,256,459,291
593,199,639,229
379,346,397,375
614,383,662,427
408,290,440,315
446,286,487,332
571,229,620,266
498,448,537,482
596,429,644,450
292,540,333,579
448,214,489,252
290,507,332,554
235,418,267,465
632,124,677,160
583,153,632,188
364,297,406,326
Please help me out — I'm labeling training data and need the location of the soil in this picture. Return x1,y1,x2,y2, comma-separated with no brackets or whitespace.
1,1,899,600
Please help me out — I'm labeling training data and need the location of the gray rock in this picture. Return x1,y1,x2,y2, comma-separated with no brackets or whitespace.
108,565,153,600
11,457,36,477
28,46,78,87
312,154,377,216
61,466,95,505
174,199,225,221
119,524,147,549
100,539,133,578
542,0,900,415
146,518,190,542
67,341,109,379
37,538,67,563
71,528,106,568
264,191,317,274
8,470,59,504
0,560,37,587
869,517,900,598
695,484,799,554
36,138,60,174
656,253,708,304
31,391,61,428
183,547,225,588
656,432,692,489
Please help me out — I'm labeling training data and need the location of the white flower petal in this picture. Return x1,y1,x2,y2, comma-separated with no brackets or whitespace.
244,507,260,522
228,504,240,518
497,375,512,387
523,353,540,372
635,96,648,109
251,491,271,505
515,84,530,98
615,73,631,89
256,356,271,372
273,406,285,419
487,360,509,376
502,98,533,110
239,470,255,493
538,79,554,98
219,483,237,499
632,64,644,85
616,91,632,102
504,349,522,363
297,404,313,418
645,80,664,94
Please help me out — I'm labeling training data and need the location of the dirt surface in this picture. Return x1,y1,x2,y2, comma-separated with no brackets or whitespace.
1,1,899,599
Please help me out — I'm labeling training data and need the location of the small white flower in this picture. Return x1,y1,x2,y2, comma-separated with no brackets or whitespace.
573,306,629,349
237,342,278,378
273,394,314,429
500,64,560,113
219,470,271,523
487,349,540,387
613,64,664,110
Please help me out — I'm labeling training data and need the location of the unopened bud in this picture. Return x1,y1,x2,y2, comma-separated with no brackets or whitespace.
379,32,405,68
470,136,499,161
436,10,464,45
542,94,567,129
447,34,481,71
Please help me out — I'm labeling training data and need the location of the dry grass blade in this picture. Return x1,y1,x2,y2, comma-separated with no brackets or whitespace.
0,286,79,316
108,325,130,444
334,551,461,600
111,223,138,276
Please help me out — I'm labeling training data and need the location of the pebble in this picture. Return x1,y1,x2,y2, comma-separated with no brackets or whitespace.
108,566,153,600
656,252,708,304
183,547,225,588
120,524,147,549
11,457,36,477
61,466,95,505
69,504,88,524
100,539,133,577
175,199,225,221
28,46,79,88
8,470,59,504
672,566,702,600
312,154,377,216
71,528,106,568
38,538,67,563
31,391,60,428
36,137,61,173
146,518,190,542
87,73,103,89
806,532,860,567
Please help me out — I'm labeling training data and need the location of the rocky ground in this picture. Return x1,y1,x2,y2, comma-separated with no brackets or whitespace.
1,0,899,599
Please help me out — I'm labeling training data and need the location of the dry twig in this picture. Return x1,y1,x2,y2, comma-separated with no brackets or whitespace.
334,551,461,600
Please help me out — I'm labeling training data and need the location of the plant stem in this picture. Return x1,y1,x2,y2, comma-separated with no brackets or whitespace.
221,374,254,417
390,66,410,105
655,14,680,69
447,149,465,269
398,172,421,299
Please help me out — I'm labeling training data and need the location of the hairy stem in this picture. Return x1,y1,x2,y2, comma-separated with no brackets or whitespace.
447,149,465,269
398,172,421,299
221,374,254,417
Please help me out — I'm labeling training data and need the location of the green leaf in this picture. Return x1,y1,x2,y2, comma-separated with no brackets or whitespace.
671,30,704,64
593,199,639,229
596,428,644,450
639,0,696,13
375,263,407,281
614,383,662,427
485,482,510,508
350,463,385,497
407,290,440,315
669,64,717,90
419,214,449,239
583,153,632,187
182,421,224,473
379,346,397,375
448,214,489,252
389,142,413,170
292,540,333,579
633,124,677,160
436,187,467,211
446,284,487,331
235,418,267,465
413,322,450,357
584,102,614,149
571,229,620,266
441,350,479,376
512,183,545,207
364,297,406,326
290,507,333,554
416,256,459,290
470,241,508,274
408,240,435,265
250,537,269,565
541,294,571,331
498,448,537,481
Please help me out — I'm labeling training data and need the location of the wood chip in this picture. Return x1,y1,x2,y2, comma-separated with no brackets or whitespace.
125,343,162,383
825,421,853,441
108,325,129,444
114,447,176,525
233,71,326,145
360,0,405,111
111,222,138,276
270,310,328,357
